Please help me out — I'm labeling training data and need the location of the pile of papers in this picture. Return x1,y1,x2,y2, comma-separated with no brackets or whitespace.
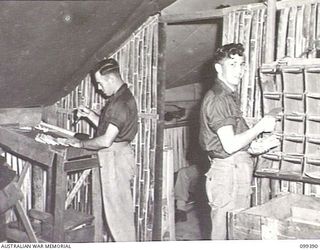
35,133,68,146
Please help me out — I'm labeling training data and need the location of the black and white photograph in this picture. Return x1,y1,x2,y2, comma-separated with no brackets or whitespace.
0,0,320,249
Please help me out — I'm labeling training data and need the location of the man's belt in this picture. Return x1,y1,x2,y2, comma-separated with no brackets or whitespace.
108,141,130,151
207,150,226,160
207,150,250,161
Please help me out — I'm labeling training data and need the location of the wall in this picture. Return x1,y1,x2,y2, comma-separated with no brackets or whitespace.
162,0,263,90
165,83,203,102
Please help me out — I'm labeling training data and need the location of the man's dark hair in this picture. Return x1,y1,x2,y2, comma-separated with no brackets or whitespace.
95,58,120,75
213,43,244,64
90,58,120,86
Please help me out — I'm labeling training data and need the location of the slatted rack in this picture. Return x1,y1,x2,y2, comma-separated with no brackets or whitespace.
256,59,320,185
221,0,320,204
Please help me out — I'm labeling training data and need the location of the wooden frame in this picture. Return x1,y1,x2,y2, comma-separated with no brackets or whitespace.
0,126,99,242
152,21,167,240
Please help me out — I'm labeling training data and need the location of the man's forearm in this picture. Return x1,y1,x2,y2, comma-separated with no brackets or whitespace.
219,124,263,154
80,123,119,150
232,125,263,152
81,135,112,150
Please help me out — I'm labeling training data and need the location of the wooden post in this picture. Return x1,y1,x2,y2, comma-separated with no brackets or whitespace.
52,154,67,242
46,164,53,213
32,165,45,212
258,0,276,204
152,21,167,241
92,167,103,242
265,0,277,63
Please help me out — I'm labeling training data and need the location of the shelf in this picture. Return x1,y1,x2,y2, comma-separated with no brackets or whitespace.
257,60,320,185
254,171,320,185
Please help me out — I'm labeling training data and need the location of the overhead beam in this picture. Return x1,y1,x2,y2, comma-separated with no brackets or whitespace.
160,9,224,24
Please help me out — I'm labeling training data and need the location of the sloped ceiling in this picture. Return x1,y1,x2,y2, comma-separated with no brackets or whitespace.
0,0,263,108
0,0,175,108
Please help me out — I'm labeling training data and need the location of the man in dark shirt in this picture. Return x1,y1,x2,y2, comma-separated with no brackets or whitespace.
199,43,278,240
66,58,138,242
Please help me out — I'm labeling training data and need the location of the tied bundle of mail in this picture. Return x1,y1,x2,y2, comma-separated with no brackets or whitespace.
248,134,281,155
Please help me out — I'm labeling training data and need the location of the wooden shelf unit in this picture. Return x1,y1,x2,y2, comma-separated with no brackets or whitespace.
255,59,320,184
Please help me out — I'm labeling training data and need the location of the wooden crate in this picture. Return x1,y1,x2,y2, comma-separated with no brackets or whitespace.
228,193,320,240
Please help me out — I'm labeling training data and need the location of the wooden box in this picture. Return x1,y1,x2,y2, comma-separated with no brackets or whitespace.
228,193,320,240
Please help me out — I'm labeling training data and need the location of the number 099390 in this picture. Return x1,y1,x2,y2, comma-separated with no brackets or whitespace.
300,244,318,248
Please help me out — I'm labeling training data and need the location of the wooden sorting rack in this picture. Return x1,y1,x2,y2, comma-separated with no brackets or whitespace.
0,125,100,242
255,59,320,184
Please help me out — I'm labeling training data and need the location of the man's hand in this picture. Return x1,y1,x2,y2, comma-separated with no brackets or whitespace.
65,138,82,148
76,105,92,118
256,116,277,133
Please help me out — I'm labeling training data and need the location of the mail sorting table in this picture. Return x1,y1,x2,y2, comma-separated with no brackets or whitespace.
0,125,100,242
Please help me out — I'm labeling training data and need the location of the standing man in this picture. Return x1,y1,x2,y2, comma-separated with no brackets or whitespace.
66,58,138,242
199,43,278,240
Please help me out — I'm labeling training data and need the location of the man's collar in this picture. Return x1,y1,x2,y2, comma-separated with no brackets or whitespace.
106,83,127,102
111,83,127,98
213,78,237,95
115,83,127,96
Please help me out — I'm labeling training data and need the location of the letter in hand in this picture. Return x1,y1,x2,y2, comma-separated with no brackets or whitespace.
73,105,91,126
77,105,91,118
258,116,277,133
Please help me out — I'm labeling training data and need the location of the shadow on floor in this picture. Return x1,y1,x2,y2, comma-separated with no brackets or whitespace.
175,176,211,241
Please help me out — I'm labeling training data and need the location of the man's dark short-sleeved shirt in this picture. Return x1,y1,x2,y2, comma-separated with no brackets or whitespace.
96,84,138,142
199,79,249,159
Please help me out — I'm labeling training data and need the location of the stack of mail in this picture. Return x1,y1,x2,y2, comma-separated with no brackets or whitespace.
35,133,68,146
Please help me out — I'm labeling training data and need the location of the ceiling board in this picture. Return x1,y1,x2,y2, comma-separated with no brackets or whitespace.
0,0,174,108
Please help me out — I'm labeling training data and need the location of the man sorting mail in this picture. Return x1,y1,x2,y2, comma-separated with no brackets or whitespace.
66,58,138,242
